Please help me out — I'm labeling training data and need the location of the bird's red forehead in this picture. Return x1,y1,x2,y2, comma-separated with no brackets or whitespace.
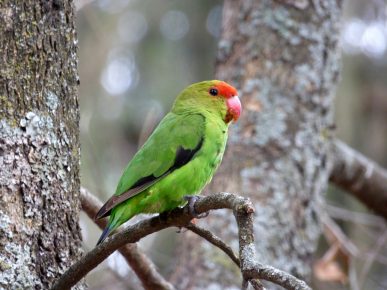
214,81,238,98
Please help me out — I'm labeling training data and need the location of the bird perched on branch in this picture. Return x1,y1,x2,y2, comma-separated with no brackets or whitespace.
95,80,241,245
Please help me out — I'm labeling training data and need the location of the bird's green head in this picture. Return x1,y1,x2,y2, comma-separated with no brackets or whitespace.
172,80,241,123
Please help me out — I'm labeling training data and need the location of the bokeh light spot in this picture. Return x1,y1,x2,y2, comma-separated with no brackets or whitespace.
96,0,131,14
342,19,386,58
117,11,148,44
101,53,138,96
160,10,190,41
361,23,386,58
206,5,222,38
342,19,365,54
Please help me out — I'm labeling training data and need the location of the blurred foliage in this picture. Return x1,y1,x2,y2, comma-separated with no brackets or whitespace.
76,0,387,289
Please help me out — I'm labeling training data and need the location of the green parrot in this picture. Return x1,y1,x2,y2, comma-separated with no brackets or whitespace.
95,80,241,245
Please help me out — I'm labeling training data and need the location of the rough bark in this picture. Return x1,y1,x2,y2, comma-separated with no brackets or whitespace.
0,1,84,289
171,0,343,288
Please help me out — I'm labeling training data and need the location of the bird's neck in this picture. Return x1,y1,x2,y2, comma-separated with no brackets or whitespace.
172,101,228,125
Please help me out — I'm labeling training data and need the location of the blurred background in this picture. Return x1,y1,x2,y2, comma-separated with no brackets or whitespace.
75,0,387,289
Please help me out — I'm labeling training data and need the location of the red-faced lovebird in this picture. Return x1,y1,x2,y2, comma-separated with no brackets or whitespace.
95,80,241,245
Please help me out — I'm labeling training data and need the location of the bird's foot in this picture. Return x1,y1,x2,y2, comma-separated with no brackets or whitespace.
183,195,209,219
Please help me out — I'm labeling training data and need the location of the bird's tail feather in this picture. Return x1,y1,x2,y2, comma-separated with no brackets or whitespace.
96,204,135,245
97,224,114,246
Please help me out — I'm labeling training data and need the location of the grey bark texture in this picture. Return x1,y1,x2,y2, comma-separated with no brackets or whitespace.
170,0,343,288
0,1,84,289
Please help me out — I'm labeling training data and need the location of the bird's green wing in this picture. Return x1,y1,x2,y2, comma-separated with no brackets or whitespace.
95,113,205,219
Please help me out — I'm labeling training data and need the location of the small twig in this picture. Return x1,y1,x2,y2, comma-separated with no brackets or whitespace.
358,227,387,289
250,279,266,290
80,188,175,290
325,203,385,228
53,192,311,290
322,205,387,266
186,223,240,267
234,199,312,290
321,214,359,257
330,139,387,220
186,223,266,289
243,278,265,290
348,257,360,290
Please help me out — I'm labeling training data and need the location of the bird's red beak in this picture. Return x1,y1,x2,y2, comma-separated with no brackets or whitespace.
226,95,242,122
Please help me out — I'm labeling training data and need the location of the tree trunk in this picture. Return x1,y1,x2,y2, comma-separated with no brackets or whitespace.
0,1,84,289
170,1,342,288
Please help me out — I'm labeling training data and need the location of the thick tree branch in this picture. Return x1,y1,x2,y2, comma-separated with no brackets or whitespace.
80,188,175,290
330,139,387,220
52,192,310,290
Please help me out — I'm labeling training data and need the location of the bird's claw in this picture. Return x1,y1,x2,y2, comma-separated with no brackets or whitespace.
183,195,209,219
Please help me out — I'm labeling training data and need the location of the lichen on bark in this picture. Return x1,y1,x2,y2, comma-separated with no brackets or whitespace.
0,1,84,289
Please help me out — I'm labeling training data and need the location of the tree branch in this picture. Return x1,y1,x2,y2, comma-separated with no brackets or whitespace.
186,223,265,289
53,192,311,290
233,198,312,290
80,188,175,290
330,139,387,220
186,223,240,267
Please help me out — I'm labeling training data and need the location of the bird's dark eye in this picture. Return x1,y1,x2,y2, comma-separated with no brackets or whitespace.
209,88,218,96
